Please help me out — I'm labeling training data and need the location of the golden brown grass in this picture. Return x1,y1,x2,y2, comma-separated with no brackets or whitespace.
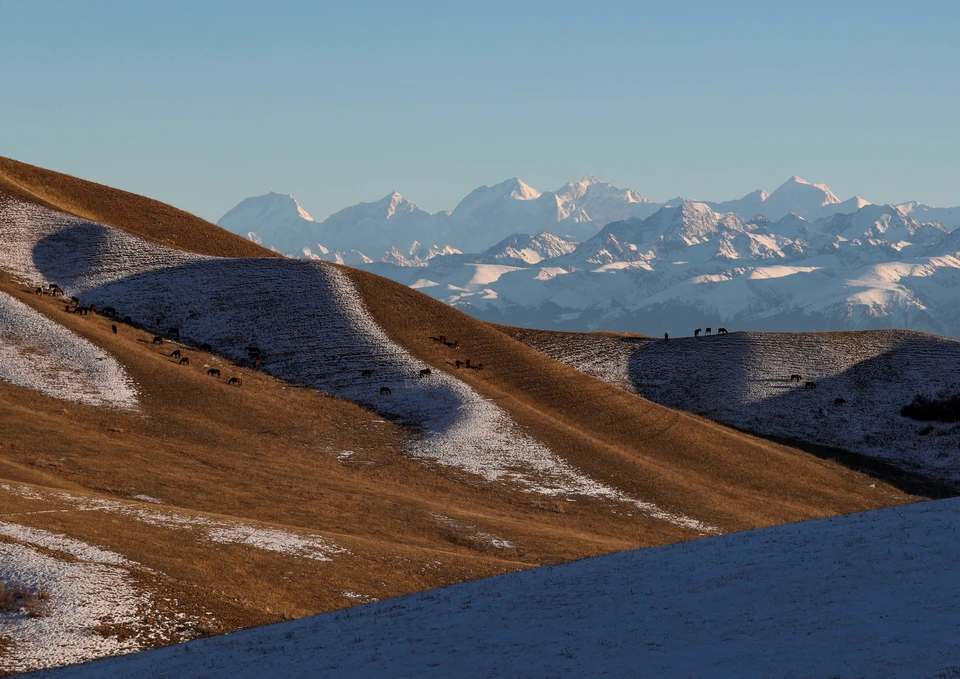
0,159,924,661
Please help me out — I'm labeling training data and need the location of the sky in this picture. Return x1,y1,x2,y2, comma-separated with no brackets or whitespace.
2,0,959,223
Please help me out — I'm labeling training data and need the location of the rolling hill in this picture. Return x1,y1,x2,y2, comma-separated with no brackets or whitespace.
0,157,923,674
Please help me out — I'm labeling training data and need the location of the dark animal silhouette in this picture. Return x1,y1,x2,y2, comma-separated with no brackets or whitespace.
70,296,79,304
379,386,391,395
228,377,242,387
804,381,817,390
705,327,712,336
51,286,64,297
361,369,373,378
455,360,463,369
179,356,190,365
245,346,261,356
35,287,42,295
419,368,432,379
439,335,447,344
664,333,669,341
122,316,132,325
103,306,116,317
790,374,802,382
111,324,118,334
717,328,728,335
89,303,96,312
64,304,71,312
168,328,179,337
152,336,163,345
207,368,221,378
200,343,212,352
834,397,846,406
694,328,701,337
48,283,58,290
465,359,472,369
170,350,181,359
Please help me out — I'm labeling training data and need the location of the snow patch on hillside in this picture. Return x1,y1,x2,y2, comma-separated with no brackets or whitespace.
0,291,138,409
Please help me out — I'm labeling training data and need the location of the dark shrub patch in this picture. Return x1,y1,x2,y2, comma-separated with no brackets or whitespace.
901,394,960,423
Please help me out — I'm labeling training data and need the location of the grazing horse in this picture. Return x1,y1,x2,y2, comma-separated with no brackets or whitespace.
717,328,728,335
455,360,463,369
168,328,179,337
361,369,373,378
70,296,79,304
111,324,118,334
152,336,164,345
207,368,221,378
103,306,116,317
705,327,712,336
35,287,43,295
834,397,846,406
48,283,58,290
694,328,701,337
790,374,802,382
664,333,669,341
804,381,817,390
51,286,64,297
179,356,190,365
122,316,132,325
170,349,181,358
465,359,472,369
200,343,212,352
419,368,432,379
228,377,242,387
379,386,391,395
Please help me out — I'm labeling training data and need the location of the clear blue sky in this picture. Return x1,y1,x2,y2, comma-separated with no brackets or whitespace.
2,0,958,222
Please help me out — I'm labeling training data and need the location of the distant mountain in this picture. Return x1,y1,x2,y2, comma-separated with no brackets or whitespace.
220,175,959,263
356,198,960,338
218,192,317,255
477,232,579,265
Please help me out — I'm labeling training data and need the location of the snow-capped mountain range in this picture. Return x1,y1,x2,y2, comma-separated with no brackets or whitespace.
219,176,960,336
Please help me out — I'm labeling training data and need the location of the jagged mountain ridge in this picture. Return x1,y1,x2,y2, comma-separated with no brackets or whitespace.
218,176,960,264
356,200,960,337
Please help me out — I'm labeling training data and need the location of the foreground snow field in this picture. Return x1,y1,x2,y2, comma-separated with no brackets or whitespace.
34,497,960,678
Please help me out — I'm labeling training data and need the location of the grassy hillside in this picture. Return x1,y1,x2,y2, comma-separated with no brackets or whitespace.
0,161,921,674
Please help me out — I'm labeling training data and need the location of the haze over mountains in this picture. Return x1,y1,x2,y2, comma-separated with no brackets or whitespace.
220,176,960,336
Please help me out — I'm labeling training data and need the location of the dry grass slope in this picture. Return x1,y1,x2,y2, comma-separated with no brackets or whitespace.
0,159,924,673
0,156,277,259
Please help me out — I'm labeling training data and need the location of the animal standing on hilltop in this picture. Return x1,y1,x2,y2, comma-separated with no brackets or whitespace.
717,328,728,335
694,328,701,337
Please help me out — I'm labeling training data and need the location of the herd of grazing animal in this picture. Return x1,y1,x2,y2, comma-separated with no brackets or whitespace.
33,283,247,389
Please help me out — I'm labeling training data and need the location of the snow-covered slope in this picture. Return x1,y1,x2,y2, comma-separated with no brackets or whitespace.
0,292,137,408
522,329,960,488
476,231,578,265
0,197,711,532
38,497,960,679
